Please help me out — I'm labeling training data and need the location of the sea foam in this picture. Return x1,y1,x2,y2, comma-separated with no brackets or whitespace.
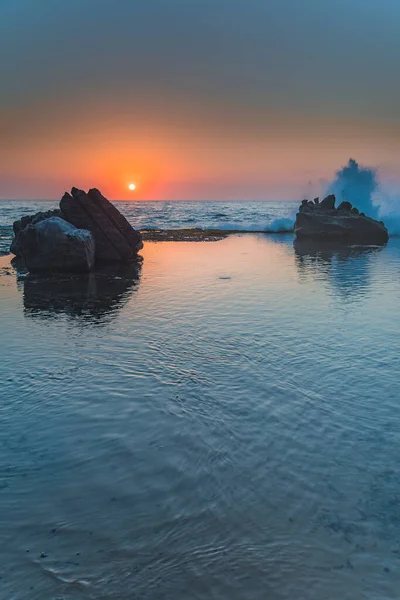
327,158,400,236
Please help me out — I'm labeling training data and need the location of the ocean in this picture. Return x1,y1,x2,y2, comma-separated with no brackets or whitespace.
0,199,297,254
1,201,400,599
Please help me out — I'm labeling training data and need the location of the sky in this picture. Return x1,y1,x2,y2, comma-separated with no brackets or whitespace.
1,0,400,200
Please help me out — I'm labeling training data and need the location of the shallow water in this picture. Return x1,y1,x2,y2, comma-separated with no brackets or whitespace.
1,234,400,599
0,200,297,254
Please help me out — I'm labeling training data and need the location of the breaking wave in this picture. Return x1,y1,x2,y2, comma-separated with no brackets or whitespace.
195,218,295,233
326,158,400,236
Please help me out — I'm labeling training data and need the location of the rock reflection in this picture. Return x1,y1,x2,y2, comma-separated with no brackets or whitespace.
294,239,383,301
16,261,141,324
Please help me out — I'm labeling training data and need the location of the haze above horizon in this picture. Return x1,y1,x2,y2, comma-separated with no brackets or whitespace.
1,0,400,200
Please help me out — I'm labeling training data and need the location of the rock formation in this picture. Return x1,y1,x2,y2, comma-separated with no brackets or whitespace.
294,195,389,245
16,217,95,272
60,187,143,262
11,209,62,255
10,187,143,272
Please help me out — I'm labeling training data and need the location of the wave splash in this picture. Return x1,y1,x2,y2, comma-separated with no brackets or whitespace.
201,217,295,233
326,158,400,235
265,217,295,232
264,158,400,236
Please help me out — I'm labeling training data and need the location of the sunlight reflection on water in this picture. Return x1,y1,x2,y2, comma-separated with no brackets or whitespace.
1,235,400,599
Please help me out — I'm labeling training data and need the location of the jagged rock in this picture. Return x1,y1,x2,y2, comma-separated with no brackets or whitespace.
337,201,353,212
16,217,95,272
299,201,313,213
60,188,143,263
294,195,389,245
314,198,320,205
320,194,336,210
11,209,63,255
351,207,359,215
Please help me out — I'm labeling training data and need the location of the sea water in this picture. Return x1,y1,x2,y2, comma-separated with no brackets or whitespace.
0,205,400,599
0,200,297,254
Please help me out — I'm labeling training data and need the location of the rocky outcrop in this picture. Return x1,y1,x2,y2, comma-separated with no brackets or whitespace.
295,196,389,245
16,217,95,272
10,187,143,272
319,194,335,210
10,209,62,255
60,187,143,263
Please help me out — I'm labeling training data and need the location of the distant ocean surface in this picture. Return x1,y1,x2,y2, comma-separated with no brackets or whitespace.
0,200,298,254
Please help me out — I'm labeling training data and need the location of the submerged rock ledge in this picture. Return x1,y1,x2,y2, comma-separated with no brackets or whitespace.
141,228,294,242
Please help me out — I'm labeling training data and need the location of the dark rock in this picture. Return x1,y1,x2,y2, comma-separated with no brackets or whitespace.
60,187,143,263
17,217,95,272
320,194,336,210
295,197,389,245
299,200,314,213
314,198,320,205
337,201,353,212
11,209,63,255
10,238,19,255
351,207,359,215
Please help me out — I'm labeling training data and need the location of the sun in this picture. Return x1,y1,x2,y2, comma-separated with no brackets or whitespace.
128,183,136,191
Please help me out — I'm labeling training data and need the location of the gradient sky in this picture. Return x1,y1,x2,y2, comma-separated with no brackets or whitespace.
2,0,400,200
